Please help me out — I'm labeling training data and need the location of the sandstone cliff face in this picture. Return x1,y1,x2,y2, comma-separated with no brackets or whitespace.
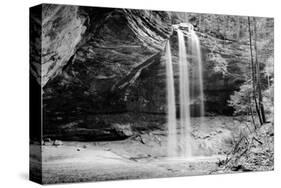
42,5,172,134
41,5,87,86
30,5,87,85
38,5,259,140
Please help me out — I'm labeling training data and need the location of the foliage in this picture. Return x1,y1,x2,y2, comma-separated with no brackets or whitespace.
228,83,252,115
172,12,251,42
262,85,274,114
264,56,274,79
227,17,273,117
228,81,274,116
207,53,228,75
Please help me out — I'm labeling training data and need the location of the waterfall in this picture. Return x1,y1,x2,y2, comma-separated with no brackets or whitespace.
190,30,205,121
165,41,177,157
178,30,192,157
166,23,204,158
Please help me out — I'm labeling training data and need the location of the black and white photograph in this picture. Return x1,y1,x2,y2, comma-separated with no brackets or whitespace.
29,3,274,185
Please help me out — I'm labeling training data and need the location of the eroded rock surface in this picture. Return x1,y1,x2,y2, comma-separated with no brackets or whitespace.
37,5,271,140
42,5,172,139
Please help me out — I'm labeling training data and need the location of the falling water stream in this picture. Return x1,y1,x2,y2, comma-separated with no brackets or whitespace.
178,30,192,157
166,23,204,158
190,30,205,119
166,41,177,157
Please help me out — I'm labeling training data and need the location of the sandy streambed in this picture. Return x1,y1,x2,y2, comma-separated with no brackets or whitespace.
35,142,225,184
31,116,251,184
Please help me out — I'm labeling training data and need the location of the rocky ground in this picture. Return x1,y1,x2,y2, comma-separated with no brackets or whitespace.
30,116,273,184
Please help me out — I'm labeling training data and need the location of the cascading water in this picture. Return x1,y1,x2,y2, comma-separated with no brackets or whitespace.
166,23,205,158
190,29,205,122
165,41,177,157
178,30,192,157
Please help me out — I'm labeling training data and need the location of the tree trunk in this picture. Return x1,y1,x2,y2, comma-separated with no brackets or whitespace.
248,17,263,126
253,17,266,123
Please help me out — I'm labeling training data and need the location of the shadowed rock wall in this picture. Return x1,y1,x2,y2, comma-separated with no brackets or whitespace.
36,5,268,140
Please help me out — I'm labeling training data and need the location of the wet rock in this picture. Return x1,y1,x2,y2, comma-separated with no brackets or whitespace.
44,141,53,146
42,138,53,145
44,138,52,142
113,123,133,137
53,140,63,146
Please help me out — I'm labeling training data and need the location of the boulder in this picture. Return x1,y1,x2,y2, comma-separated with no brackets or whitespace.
113,123,133,137
53,140,63,146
